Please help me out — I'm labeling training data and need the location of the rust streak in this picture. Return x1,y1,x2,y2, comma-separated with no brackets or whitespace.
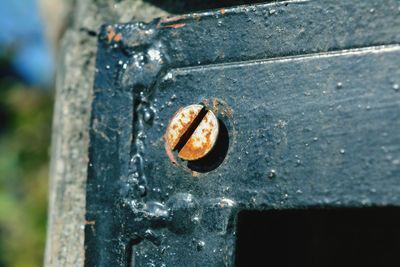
106,26,123,43
85,220,96,225
163,23,186,29
114,33,123,42
160,15,185,23
164,135,177,165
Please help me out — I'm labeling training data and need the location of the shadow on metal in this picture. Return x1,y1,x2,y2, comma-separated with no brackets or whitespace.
144,0,271,14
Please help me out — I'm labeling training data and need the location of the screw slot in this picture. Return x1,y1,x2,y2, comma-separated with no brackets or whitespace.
173,106,208,153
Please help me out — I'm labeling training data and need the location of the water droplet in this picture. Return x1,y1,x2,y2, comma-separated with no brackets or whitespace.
192,216,200,223
268,169,277,178
143,107,155,123
340,149,345,154
197,241,205,251
138,185,146,196
137,132,147,140
336,82,343,89
164,73,173,81
152,187,161,193
393,83,399,91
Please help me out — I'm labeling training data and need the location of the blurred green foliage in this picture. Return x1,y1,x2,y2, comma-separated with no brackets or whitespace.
0,80,53,267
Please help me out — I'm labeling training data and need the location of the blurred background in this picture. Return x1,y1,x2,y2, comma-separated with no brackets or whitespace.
0,1,59,266
0,1,263,266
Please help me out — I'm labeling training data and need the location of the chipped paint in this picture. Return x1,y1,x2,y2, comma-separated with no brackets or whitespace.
160,15,185,23
106,26,123,43
162,23,186,29
158,15,187,29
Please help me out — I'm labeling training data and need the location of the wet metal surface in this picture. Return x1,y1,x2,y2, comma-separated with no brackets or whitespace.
86,1,400,266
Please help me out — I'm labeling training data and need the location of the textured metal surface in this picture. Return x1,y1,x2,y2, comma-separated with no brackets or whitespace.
86,0,400,266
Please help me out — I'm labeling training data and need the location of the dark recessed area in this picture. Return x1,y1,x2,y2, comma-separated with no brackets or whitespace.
144,0,273,14
235,208,400,267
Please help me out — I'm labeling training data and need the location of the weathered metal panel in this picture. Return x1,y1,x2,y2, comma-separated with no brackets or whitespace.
86,0,400,266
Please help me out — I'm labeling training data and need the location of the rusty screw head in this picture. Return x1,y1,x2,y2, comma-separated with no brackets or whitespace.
165,104,219,161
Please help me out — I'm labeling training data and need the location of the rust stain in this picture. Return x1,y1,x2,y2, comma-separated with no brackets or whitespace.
163,23,186,29
178,135,212,160
158,15,187,29
220,8,226,15
210,98,234,118
160,15,185,23
164,135,177,165
85,220,96,225
106,26,123,43
114,33,122,42
212,98,219,113
222,104,234,118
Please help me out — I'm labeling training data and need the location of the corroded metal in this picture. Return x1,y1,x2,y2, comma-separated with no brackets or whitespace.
86,1,400,266
165,104,219,161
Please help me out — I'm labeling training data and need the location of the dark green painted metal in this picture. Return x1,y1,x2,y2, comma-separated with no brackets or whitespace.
86,0,400,266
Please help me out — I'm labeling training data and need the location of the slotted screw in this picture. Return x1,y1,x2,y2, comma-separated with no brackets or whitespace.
165,104,219,161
